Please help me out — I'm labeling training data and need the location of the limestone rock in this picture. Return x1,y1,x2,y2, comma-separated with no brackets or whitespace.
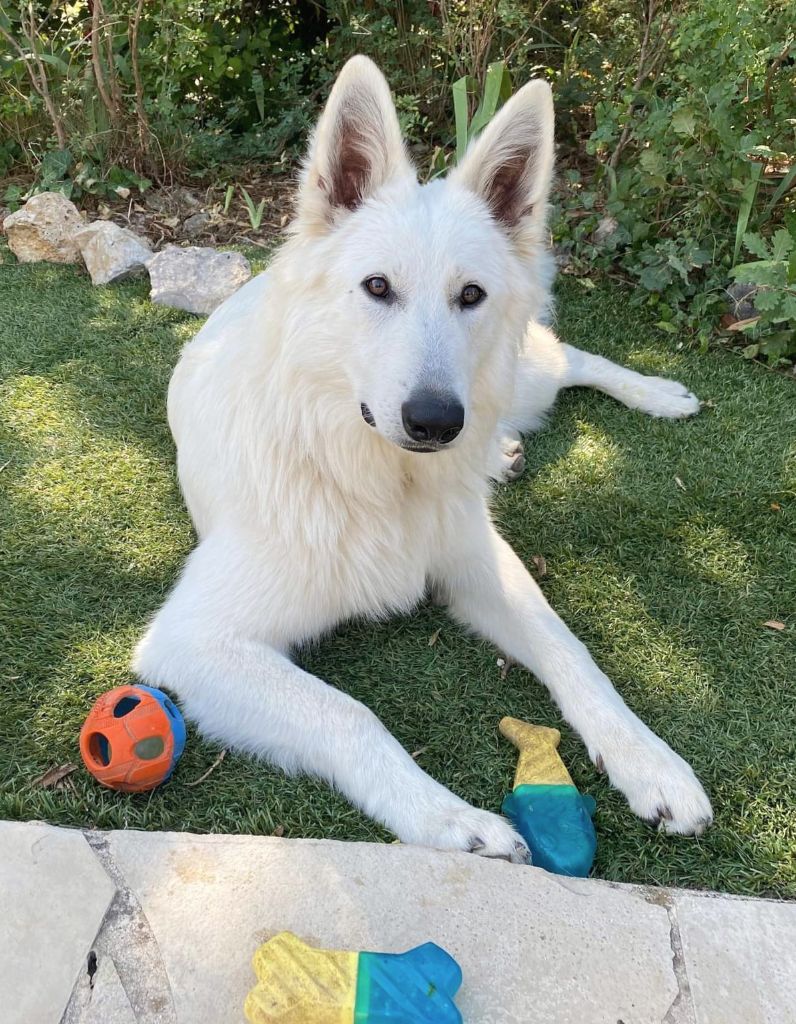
147,245,251,315
75,220,152,285
3,191,84,263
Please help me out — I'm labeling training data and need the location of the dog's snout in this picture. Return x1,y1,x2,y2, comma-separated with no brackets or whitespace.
401,391,465,446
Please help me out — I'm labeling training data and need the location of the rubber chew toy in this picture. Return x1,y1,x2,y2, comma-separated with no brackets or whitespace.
243,931,463,1023
500,717,597,877
79,684,186,793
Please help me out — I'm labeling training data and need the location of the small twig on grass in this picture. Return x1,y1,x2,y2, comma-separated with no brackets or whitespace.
185,748,227,787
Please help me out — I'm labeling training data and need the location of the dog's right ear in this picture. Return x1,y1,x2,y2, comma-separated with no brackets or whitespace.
295,56,414,234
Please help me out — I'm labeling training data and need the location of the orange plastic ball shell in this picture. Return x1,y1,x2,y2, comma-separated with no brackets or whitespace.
79,684,177,793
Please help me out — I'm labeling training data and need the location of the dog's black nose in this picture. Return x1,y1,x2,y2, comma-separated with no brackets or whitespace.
401,392,465,446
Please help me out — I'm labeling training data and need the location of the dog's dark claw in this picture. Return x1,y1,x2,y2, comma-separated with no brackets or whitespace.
514,841,532,864
645,804,674,829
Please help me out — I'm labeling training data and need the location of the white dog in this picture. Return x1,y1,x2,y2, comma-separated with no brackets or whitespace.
134,56,713,861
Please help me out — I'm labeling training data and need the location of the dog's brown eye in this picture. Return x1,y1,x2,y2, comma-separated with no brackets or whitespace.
460,284,484,307
364,276,390,299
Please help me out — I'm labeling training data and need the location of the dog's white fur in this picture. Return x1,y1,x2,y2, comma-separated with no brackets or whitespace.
134,57,712,861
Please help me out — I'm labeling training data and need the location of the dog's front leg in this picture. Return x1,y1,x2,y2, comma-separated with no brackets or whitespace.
432,507,713,835
134,534,528,862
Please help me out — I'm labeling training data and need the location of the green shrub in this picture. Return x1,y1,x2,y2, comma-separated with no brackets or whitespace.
552,0,795,363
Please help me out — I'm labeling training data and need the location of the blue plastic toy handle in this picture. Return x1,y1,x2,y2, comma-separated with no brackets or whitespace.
355,941,463,1022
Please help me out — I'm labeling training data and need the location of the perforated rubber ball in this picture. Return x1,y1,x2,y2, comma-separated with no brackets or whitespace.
79,684,186,793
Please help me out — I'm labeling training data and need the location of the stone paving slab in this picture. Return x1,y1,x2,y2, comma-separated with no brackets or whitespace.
676,892,796,1024
1,821,794,1024
0,821,115,1024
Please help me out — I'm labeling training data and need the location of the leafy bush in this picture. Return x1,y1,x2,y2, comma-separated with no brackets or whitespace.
551,0,795,363
730,223,796,362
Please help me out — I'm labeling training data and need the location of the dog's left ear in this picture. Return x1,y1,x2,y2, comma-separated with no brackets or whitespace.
296,55,415,233
450,80,554,239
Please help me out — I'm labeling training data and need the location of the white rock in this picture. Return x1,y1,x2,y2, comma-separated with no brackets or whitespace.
3,191,84,263
147,245,251,315
74,220,152,286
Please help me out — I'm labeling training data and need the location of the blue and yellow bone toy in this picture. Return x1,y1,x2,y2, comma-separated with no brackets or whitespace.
244,931,463,1023
500,716,597,877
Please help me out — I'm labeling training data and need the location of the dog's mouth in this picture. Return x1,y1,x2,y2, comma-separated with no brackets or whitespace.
397,441,440,454
360,403,441,454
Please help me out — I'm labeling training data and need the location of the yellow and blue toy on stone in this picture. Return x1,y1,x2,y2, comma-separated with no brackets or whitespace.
500,717,597,877
244,931,463,1023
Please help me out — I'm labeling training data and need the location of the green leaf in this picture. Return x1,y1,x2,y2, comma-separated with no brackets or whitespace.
731,261,787,287
762,164,796,222
753,289,785,314
742,343,759,359
655,320,679,334
759,332,796,360
40,149,72,181
468,61,508,139
639,264,672,292
640,150,667,178
671,108,696,136
743,232,769,259
667,252,690,282
734,162,762,264
35,52,69,75
452,76,471,165
777,293,796,322
771,228,793,262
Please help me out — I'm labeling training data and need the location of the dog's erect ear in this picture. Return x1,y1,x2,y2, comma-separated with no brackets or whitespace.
450,80,554,235
296,56,414,232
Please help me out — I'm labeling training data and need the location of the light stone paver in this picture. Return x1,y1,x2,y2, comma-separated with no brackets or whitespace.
82,956,137,1024
107,830,680,1024
0,821,116,1024
675,891,796,1024
2,821,795,1024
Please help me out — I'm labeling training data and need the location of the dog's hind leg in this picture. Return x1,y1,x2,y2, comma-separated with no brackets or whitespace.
492,323,701,481
509,323,701,429
560,343,701,418
134,533,529,862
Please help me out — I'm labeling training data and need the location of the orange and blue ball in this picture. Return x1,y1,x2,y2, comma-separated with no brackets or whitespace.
79,684,186,793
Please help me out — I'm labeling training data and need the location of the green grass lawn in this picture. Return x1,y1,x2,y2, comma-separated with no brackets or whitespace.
1,252,795,897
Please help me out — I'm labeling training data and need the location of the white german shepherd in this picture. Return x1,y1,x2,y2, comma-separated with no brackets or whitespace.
135,56,712,861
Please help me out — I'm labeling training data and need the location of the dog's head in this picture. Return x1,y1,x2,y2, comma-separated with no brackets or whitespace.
292,56,554,454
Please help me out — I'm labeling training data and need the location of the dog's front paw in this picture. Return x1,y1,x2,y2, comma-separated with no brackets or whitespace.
413,804,530,863
595,734,713,836
626,375,701,419
493,436,526,483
